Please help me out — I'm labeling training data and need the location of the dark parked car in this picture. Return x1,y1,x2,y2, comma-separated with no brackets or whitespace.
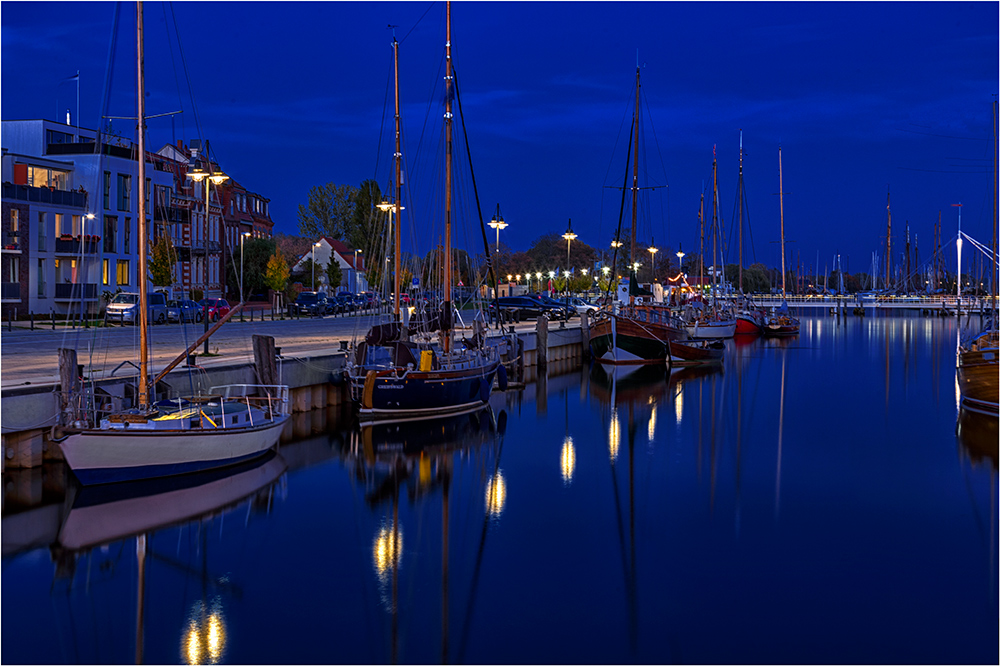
167,299,202,323
333,294,356,313
536,294,576,319
488,295,569,322
293,291,328,316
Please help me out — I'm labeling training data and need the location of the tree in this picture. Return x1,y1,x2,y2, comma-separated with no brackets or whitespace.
150,236,176,287
349,180,384,253
264,249,290,294
225,238,276,300
297,258,319,290
297,183,358,239
326,258,343,292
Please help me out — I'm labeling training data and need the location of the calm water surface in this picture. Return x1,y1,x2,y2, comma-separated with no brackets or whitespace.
2,313,997,664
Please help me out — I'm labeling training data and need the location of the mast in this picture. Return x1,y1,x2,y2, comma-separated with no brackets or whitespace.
885,187,892,291
711,146,719,313
629,65,640,303
136,0,150,409
699,188,705,294
392,33,402,319
737,131,744,295
993,99,998,314
778,146,787,300
443,0,453,351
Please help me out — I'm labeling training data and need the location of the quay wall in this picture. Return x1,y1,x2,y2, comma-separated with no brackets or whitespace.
1,323,589,469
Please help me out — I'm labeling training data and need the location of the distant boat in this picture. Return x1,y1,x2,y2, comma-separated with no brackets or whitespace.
763,146,800,337
56,1,289,486
345,4,502,421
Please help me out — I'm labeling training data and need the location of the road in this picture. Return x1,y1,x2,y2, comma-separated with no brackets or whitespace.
0,311,554,388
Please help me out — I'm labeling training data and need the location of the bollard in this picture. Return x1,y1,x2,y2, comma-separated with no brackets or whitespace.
8,309,12,331
30,312,34,331
52,310,55,330
240,309,244,323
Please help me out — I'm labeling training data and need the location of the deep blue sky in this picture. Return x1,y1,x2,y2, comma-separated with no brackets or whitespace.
3,1,997,276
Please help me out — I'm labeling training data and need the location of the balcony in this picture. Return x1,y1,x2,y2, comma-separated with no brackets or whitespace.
2,231,21,253
2,183,87,208
54,283,99,300
154,206,189,224
1,283,20,301
54,235,100,255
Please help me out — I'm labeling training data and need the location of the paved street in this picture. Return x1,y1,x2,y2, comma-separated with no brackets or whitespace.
0,311,557,388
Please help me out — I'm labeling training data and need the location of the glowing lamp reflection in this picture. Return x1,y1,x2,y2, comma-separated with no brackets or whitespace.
182,599,226,665
648,405,657,441
486,470,507,517
674,387,684,425
373,523,403,582
561,436,576,484
608,410,621,461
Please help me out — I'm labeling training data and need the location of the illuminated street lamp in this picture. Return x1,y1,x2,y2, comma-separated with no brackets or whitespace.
562,218,577,270
535,271,542,291
676,242,685,270
648,237,658,282
488,203,508,253
239,231,251,302
187,165,228,354
377,199,404,315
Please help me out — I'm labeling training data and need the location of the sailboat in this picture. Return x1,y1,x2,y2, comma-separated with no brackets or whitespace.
956,100,999,416
55,1,290,485
345,3,503,420
590,66,721,367
732,132,766,335
683,146,737,339
762,146,800,337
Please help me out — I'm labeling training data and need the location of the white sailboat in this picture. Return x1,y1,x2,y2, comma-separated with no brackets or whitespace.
56,1,289,485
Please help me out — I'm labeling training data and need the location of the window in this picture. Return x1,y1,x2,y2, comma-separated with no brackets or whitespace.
27,166,69,190
55,214,68,236
37,259,45,296
117,174,131,212
46,129,73,145
123,217,130,254
8,257,20,283
10,209,18,234
103,171,111,210
145,178,151,214
55,258,77,284
37,212,47,250
102,259,109,285
104,216,117,254
116,260,130,286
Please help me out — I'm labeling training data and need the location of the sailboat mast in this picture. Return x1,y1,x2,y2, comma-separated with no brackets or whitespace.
630,66,640,280
778,146,787,299
738,131,744,295
699,188,705,292
443,0,453,351
712,146,719,312
136,0,149,409
392,34,401,319
885,187,892,291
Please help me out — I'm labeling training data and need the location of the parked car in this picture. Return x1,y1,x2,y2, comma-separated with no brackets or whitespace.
106,292,168,325
488,295,568,322
198,298,232,322
167,299,202,323
330,294,353,313
535,294,576,319
567,296,600,316
292,291,328,316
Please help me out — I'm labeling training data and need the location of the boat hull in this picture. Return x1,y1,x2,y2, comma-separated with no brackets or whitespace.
353,359,500,421
590,315,671,365
735,312,764,335
669,339,724,366
957,349,999,415
58,415,289,485
685,319,737,339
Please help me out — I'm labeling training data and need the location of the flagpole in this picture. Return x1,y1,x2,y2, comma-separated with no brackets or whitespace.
76,70,80,132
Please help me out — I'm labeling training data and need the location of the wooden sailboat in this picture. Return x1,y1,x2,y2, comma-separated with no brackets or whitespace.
733,132,766,335
957,100,998,416
763,146,800,337
56,1,289,485
346,3,502,420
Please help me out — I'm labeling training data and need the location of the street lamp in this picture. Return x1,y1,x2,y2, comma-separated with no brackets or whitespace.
676,242,685,271
240,231,251,302
648,237,658,282
312,241,322,290
187,165,228,354
376,199,404,314
535,271,542,292
562,218,577,270
489,204,508,253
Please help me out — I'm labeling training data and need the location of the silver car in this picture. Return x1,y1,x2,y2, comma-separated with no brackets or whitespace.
167,299,202,323
105,292,168,325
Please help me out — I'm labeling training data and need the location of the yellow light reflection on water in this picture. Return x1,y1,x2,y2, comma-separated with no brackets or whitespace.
373,523,403,581
675,386,684,425
609,409,621,462
561,436,576,484
648,405,657,441
486,470,507,517
182,599,226,665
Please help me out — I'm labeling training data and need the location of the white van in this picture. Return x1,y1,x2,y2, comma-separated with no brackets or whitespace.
105,292,168,325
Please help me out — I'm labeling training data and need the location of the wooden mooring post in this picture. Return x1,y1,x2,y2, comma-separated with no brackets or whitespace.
535,315,548,371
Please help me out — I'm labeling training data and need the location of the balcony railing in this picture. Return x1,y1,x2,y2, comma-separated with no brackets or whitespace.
2,183,87,208
2,232,21,252
54,283,99,300
1,283,20,300
154,206,190,224
54,236,100,254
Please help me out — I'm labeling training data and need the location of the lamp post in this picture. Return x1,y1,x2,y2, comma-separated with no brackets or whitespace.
312,241,322,290
562,218,577,272
239,231,251,302
648,237,658,282
535,271,542,293
353,248,363,292
376,200,404,315
187,165,228,355
488,204,508,253
675,243,685,272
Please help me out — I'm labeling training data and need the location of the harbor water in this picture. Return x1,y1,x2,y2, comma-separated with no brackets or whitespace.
2,313,997,664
